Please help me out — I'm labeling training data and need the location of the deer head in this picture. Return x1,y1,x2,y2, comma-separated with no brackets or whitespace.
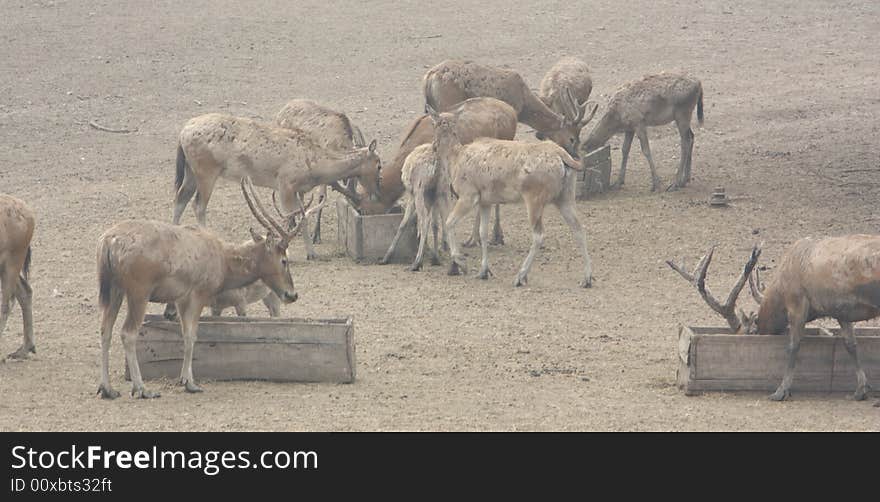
535,88,598,157
667,244,763,333
240,177,326,303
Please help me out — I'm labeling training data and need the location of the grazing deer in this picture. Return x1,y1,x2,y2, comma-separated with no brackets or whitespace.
362,97,519,246
582,72,703,191
0,194,35,360
209,281,281,317
274,99,366,244
429,106,595,288
171,112,381,260
98,178,321,399
423,60,595,158
668,235,880,402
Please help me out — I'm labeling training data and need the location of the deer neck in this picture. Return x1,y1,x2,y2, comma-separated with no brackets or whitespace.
433,135,463,178
219,241,262,293
519,91,565,133
316,149,366,184
582,112,618,152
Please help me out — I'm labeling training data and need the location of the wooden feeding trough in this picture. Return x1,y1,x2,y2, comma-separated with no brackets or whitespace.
677,325,880,395
336,197,418,263
126,314,356,383
576,145,612,200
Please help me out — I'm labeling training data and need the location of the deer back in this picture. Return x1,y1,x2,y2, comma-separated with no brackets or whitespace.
274,99,361,150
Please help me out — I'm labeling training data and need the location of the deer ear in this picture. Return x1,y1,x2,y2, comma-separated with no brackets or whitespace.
368,139,377,153
249,227,264,243
425,104,440,121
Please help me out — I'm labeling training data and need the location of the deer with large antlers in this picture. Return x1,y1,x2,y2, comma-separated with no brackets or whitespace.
274,99,366,245
98,178,322,399
582,72,703,191
668,235,880,403
423,60,595,158
171,113,381,260
429,105,595,288
0,194,36,360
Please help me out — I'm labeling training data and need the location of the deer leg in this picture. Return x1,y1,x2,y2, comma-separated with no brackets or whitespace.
172,168,198,225
311,185,327,244
769,308,806,401
557,201,593,288
444,196,476,276
176,297,204,393
670,118,694,190
491,205,504,245
614,131,635,188
433,190,454,266
411,196,432,272
0,269,16,342
210,305,224,317
636,128,661,191
290,191,318,261
8,276,35,359
463,214,480,248
263,293,281,317
97,288,123,399
193,173,218,227
514,199,545,287
476,204,493,280
233,303,247,316
838,320,869,401
380,198,416,265
430,208,441,266
122,293,159,399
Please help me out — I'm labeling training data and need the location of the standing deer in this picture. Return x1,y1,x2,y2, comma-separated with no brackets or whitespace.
539,57,594,143
429,106,595,288
423,59,594,158
98,178,321,399
668,236,880,402
361,97,519,246
0,194,35,360
171,113,381,260
274,99,366,244
581,72,704,191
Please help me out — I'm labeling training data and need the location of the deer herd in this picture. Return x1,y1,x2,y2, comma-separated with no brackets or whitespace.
1,57,878,408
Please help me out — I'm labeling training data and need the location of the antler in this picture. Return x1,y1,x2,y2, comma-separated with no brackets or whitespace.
748,267,765,304
241,177,290,241
667,244,762,333
271,190,314,231
285,193,327,238
558,88,580,123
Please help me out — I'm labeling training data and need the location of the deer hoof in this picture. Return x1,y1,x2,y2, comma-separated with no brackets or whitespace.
853,388,868,401
768,388,790,401
182,380,203,394
490,236,504,246
514,274,527,287
131,388,161,399
462,237,478,248
97,384,120,400
651,179,663,192
477,268,492,280
448,261,465,276
7,344,35,360
408,262,423,272
430,255,441,266
378,256,390,265
163,305,178,321
580,277,593,288
874,400,880,407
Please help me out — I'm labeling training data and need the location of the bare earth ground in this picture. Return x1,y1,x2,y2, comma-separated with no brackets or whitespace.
0,0,878,431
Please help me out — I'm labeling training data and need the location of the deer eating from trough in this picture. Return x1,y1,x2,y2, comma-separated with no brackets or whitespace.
98,178,322,399
582,72,703,191
0,194,36,360
668,236,880,402
171,112,381,260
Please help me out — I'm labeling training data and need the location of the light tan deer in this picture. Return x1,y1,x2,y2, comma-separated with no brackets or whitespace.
539,57,594,151
98,178,322,399
171,113,381,260
0,194,35,360
429,106,595,288
423,60,594,158
362,97,518,247
274,99,366,244
668,236,880,403
209,281,281,317
582,72,703,191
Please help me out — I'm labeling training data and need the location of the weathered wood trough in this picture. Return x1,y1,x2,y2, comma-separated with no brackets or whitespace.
126,314,356,383
677,326,880,395
336,198,418,263
576,145,612,200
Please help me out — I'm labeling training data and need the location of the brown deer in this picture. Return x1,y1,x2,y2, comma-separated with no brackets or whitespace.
98,178,321,399
0,194,36,360
668,236,880,402
274,99,366,244
171,112,381,260
429,106,595,288
361,97,519,246
209,281,281,317
423,59,594,158
581,72,703,191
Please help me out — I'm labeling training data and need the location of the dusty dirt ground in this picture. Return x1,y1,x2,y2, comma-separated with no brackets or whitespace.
1,0,878,431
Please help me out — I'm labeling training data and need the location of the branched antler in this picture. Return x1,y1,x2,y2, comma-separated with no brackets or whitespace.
667,244,762,333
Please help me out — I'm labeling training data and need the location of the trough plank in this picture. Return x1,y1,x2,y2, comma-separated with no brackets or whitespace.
126,314,356,383
336,198,417,263
677,325,880,394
